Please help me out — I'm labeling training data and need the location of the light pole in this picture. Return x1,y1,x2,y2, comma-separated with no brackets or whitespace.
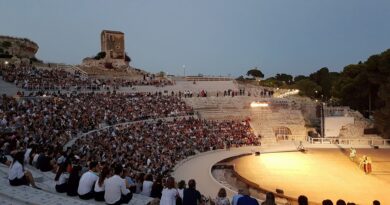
182,65,186,77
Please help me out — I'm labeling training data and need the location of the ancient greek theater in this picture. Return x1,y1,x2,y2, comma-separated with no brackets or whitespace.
1,64,390,205
2,2,390,204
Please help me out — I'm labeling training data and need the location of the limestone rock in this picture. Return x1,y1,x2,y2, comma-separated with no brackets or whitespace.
0,35,39,59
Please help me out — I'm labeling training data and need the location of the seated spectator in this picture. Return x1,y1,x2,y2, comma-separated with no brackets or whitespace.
159,176,178,205
214,188,230,205
183,179,202,205
0,149,10,166
105,164,132,205
94,166,110,201
298,195,308,205
336,199,346,205
323,199,333,205
78,161,99,200
54,162,69,193
122,169,136,193
261,192,275,205
8,151,39,189
67,165,81,196
373,200,380,205
231,189,244,205
141,173,153,197
150,175,163,199
237,188,259,205
37,149,53,172
135,173,145,194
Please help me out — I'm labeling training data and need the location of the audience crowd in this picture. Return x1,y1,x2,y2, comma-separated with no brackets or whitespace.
1,66,172,91
0,92,192,155
0,90,262,204
0,71,382,204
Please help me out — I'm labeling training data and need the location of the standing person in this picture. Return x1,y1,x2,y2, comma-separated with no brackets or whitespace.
78,161,99,199
94,166,110,201
104,165,132,205
362,156,369,174
8,151,39,189
159,177,178,205
177,180,186,200
183,179,202,205
214,188,230,205
150,175,164,199
237,188,259,205
367,157,372,174
261,192,276,205
349,147,356,162
231,189,244,205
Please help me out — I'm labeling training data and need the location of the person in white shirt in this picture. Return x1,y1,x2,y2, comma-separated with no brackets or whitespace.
214,188,230,205
160,176,178,205
177,180,186,200
54,162,69,193
78,161,99,200
105,165,132,205
140,173,153,196
94,166,110,201
8,151,39,189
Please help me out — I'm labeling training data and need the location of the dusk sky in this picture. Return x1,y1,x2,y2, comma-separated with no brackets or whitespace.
1,0,390,77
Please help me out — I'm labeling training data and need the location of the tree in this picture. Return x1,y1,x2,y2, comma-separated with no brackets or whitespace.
332,49,390,124
309,67,340,100
294,79,322,98
236,75,244,81
294,75,308,82
125,53,131,62
246,67,264,78
1,41,12,49
94,52,106,60
259,77,284,87
275,73,293,84
374,80,390,138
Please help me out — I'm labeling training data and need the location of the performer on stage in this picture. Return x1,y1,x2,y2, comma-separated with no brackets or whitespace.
367,156,372,174
362,156,370,174
297,141,305,152
349,147,356,162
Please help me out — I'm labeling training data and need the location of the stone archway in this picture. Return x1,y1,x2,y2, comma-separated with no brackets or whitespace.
274,126,292,140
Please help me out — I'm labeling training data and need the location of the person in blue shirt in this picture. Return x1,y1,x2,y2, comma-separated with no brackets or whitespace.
231,189,244,205
237,188,259,205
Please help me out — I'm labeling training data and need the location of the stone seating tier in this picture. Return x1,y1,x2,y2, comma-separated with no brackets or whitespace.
0,163,152,205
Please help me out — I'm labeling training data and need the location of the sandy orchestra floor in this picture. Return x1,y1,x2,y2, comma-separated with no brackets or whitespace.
231,148,390,204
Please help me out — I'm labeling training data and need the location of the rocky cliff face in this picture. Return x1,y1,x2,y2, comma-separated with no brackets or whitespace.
0,35,39,59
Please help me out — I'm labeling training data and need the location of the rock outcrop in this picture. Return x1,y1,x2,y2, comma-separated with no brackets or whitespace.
0,35,39,59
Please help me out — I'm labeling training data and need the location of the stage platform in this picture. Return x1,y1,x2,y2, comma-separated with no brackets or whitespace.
230,148,390,204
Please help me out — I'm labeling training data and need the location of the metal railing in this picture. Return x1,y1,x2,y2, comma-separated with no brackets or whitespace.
308,137,390,146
